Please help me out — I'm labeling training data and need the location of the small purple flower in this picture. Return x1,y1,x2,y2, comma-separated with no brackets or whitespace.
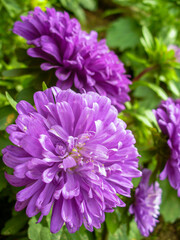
168,45,180,62
153,98,180,195
13,7,131,112
129,169,162,237
2,88,141,233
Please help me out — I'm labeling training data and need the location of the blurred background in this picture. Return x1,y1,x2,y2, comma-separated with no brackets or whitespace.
1,0,180,239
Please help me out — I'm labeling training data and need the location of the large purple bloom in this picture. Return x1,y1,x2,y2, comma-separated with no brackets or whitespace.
2,88,141,233
13,7,131,111
129,169,162,237
153,98,180,195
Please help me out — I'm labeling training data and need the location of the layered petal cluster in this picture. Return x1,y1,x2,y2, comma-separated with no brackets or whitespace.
2,88,141,233
168,45,180,62
13,7,131,111
153,98,180,195
129,169,162,237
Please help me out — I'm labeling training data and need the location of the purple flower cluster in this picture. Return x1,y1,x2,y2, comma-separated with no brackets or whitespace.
13,7,131,111
129,169,162,237
154,98,180,195
168,45,180,62
2,88,141,233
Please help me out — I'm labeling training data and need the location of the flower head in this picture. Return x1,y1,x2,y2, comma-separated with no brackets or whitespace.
13,7,131,111
2,88,141,233
129,169,162,237
168,45,180,62
153,98,180,195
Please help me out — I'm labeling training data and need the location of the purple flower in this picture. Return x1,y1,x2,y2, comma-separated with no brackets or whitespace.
2,88,141,233
153,98,180,195
129,169,162,237
13,7,131,112
168,45,180,62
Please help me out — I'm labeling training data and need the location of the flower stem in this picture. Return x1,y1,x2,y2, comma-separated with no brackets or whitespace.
132,65,158,82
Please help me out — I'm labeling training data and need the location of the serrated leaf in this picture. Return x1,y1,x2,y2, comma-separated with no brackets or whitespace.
64,226,88,240
5,91,17,111
1,212,28,235
28,217,42,240
106,18,141,50
40,227,51,240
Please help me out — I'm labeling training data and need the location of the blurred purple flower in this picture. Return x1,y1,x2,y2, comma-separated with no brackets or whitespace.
13,7,131,111
2,88,141,233
168,45,180,62
129,169,162,237
153,98,180,195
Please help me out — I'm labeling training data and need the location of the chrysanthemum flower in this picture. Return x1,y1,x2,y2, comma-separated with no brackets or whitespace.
2,88,141,233
13,7,131,111
168,45,180,62
129,169,162,237
153,98,180,195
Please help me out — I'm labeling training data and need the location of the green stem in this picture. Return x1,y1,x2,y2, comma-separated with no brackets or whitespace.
132,65,158,82
101,222,108,240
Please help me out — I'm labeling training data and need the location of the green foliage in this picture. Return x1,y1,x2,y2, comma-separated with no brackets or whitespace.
107,17,141,50
28,216,63,240
5,91,17,111
1,211,28,236
1,0,180,239
58,0,97,22
160,180,180,223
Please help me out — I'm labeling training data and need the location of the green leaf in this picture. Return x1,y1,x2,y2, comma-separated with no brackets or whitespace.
160,179,180,223
1,0,21,17
106,211,120,234
141,26,154,51
42,81,48,91
80,0,97,11
40,227,51,240
0,134,12,155
131,112,153,128
106,18,141,50
5,91,17,111
28,217,42,240
168,81,180,97
2,68,35,77
1,212,28,235
132,81,168,100
59,0,86,22
128,220,142,240
28,216,63,240
0,171,7,192
16,87,35,105
63,226,88,240
126,52,147,65
0,106,16,130
108,224,128,240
